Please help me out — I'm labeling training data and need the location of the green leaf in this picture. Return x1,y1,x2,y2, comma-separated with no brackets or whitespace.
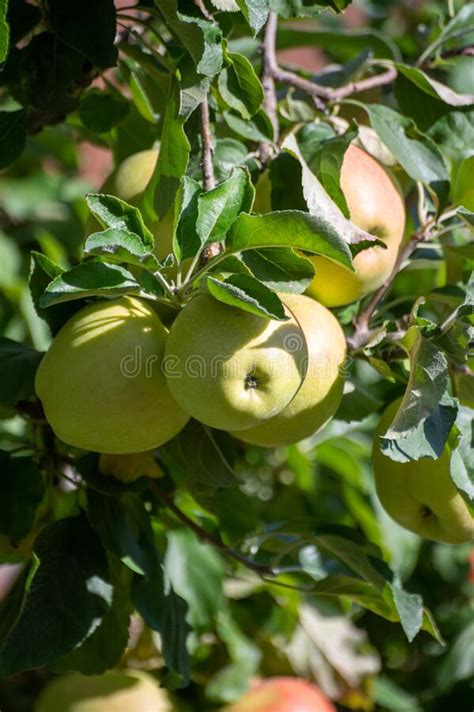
207,273,288,320
450,406,474,501
86,194,154,249
0,338,43,410
197,167,254,244
79,90,130,133
236,0,269,33
0,110,27,169
223,110,273,143
0,0,9,62
159,420,239,488
133,568,190,683
0,516,112,676
87,491,159,577
0,453,44,541
29,252,80,336
240,248,315,293
84,229,159,271
228,211,353,269
173,176,202,261
218,49,264,119
389,582,423,643
40,262,140,308
141,78,190,220
380,327,458,462
53,561,133,675
165,529,225,631
282,133,385,255
396,65,474,108
430,110,474,168
362,104,450,204
452,155,474,210
45,0,117,68
156,0,223,76
298,124,356,218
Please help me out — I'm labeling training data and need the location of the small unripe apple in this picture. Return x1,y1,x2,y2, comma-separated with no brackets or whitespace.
373,399,474,544
99,451,164,482
224,677,336,712
231,293,346,446
305,144,406,307
35,670,173,712
86,149,174,263
164,294,308,431
35,296,189,454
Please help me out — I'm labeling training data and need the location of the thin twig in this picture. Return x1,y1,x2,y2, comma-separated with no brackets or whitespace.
260,12,279,162
149,482,274,575
200,97,215,192
199,96,223,262
271,63,397,102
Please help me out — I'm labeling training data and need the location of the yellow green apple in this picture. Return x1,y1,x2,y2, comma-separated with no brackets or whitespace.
35,670,173,712
231,293,346,446
164,294,308,431
372,399,474,544
306,144,406,307
224,677,337,712
35,296,189,454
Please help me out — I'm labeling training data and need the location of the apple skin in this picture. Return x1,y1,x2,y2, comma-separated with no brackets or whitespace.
35,296,189,454
305,144,406,307
86,149,174,263
231,294,346,447
164,294,308,431
373,399,474,544
99,451,164,482
35,670,173,712
224,677,336,712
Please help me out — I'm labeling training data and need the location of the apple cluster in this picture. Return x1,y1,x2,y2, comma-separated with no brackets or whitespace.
34,147,474,546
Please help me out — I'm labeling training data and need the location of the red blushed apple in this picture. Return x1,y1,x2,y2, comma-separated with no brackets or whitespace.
225,677,337,712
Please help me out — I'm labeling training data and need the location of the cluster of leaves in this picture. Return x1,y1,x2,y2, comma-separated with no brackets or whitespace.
0,0,473,710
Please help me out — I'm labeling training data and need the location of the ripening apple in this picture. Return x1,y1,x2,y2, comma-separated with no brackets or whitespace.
224,677,337,712
231,293,346,447
373,399,474,544
86,149,174,262
306,144,406,307
35,296,189,454
35,670,173,712
99,451,164,482
164,294,308,431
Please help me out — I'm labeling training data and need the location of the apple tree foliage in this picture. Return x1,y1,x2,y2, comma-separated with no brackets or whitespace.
0,0,473,709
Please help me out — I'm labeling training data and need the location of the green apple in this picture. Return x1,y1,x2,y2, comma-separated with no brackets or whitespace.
305,144,406,307
231,293,346,446
164,294,308,431
373,399,474,544
225,677,337,712
35,296,189,454
35,670,173,712
86,149,174,263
